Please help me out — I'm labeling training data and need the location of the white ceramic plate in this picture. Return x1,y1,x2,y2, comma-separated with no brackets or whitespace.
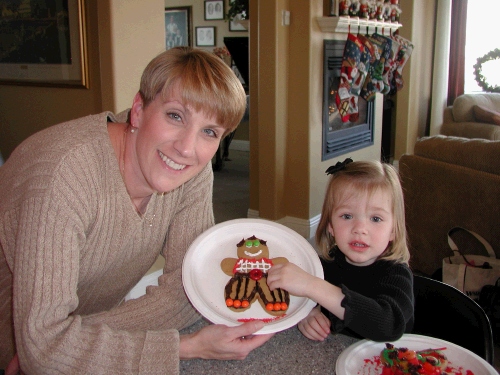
182,218,323,334
335,334,497,375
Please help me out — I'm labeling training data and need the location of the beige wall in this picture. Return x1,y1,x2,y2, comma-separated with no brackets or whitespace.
308,2,384,232
250,1,384,237
106,0,165,113
0,0,102,158
0,0,435,237
394,0,436,158
164,0,248,50
251,0,290,221
0,0,246,159
248,0,436,237
164,0,250,142
0,0,165,159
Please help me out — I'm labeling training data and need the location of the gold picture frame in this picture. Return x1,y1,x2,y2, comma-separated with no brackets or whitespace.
0,0,89,88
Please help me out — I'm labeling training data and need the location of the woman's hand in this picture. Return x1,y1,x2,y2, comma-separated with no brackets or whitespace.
180,321,273,360
267,262,316,298
297,306,331,341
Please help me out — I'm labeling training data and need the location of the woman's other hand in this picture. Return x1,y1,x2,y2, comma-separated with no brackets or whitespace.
180,321,273,360
297,306,331,341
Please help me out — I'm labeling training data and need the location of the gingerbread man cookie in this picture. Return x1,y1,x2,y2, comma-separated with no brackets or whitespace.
221,235,290,316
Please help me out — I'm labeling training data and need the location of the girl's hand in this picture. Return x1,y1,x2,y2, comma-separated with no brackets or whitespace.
297,306,331,341
267,262,316,298
180,321,273,360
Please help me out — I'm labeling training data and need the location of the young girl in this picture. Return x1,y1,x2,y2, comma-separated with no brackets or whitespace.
267,159,414,342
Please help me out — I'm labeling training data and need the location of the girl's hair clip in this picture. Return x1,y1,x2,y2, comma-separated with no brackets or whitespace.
325,158,353,175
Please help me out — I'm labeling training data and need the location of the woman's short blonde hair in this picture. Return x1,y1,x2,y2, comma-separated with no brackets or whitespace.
139,47,247,137
315,160,410,265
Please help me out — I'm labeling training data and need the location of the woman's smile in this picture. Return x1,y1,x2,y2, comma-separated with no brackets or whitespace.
158,150,186,171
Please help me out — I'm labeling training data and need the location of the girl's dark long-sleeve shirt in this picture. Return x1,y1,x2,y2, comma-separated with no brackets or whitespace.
321,251,414,342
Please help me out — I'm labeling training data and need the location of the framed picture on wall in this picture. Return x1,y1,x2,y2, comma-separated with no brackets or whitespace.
229,15,248,31
196,27,216,47
0,0,89,88
165,6,192,50
205,1,224,21
228,0,248,31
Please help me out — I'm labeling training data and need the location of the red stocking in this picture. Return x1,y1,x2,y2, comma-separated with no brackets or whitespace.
336,33,364,122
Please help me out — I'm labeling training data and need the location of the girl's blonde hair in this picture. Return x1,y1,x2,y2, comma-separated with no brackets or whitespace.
315,160,410,265
139,47,247,137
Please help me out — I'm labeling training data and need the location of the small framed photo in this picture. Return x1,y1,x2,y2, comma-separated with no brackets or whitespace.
165,6,192,50
196,26,216,47
205,0,224,20
229,14,248,31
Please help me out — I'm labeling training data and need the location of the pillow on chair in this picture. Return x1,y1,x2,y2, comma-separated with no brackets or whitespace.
473,105,500,125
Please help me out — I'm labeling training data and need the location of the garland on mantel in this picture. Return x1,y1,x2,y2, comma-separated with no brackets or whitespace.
473,48,500,93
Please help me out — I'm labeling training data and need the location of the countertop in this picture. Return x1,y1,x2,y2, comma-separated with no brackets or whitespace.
179,319,359,374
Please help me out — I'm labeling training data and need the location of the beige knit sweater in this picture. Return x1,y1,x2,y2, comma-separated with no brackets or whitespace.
0,112,214,374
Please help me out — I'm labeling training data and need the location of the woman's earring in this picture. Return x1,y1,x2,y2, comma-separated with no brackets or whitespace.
130,128,136,133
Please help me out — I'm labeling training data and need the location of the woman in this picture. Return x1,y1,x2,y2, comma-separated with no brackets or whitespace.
0,47,272,374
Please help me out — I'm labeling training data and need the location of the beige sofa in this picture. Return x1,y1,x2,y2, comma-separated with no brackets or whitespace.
399,135,500,276
441,93,500,140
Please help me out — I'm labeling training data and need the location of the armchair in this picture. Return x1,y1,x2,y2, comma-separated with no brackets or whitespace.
399,135,500,276
440,93,500,140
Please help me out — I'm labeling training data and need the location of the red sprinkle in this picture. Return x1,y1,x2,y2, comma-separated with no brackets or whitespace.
360,352,476,375
237,315,286,323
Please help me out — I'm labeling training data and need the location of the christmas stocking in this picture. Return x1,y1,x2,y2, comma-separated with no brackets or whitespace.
348,95,360,122
360,33,392,101
381,35,400,95
390,34,414,95
350,34,374,97
336,33,364,122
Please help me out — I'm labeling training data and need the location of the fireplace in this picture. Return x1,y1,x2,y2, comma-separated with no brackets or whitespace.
322,40,374,161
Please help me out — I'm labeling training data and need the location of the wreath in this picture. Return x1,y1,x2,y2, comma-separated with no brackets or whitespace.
473,48,500,93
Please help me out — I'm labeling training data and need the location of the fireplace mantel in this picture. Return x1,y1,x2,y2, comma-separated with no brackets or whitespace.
317,16,402,35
